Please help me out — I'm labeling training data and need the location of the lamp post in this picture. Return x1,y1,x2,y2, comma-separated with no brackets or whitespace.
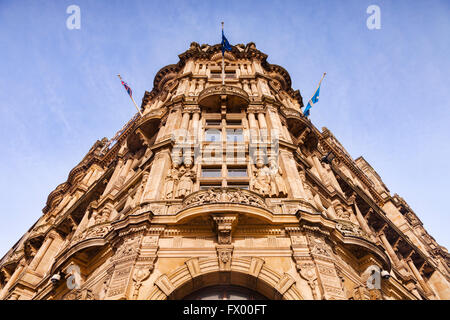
321,151,335,165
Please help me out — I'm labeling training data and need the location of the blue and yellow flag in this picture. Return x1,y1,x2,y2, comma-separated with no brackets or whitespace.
221,30,232,55
303,73,326,117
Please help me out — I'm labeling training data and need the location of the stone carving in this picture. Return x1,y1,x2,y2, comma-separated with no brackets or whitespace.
183,188,266,209
216,245,233,271
85,224,112,239
336,221,371,241
132,266,153,300
351,285,370,300
212,215,237,245
164,163,180,199
114,236,139,261
98,274,112,300
308,236,332,258
176,161,196,199
268,158,288,197
297,261,319,299
63,288,95,300
93,204,113,224
334,204,351,220
250,159,271,196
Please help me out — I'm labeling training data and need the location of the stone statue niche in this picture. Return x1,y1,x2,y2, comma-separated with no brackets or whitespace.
164,162,180,199
250,158,288,197
173,158,197,199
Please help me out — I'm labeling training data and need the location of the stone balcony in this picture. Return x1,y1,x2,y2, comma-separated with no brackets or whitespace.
198,85,249,109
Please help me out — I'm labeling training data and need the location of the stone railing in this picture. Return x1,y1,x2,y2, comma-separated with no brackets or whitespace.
183,187,267,209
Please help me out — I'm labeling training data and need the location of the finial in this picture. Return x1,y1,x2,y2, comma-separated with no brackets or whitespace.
221,21,224,30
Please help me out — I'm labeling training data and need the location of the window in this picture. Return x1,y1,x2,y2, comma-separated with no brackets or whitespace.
202,168,222,178
200,184,221,190
210,71,236,79
206,119,222,126
205,129,221,142
227,167,247,178
183,285,267,300
226,119,241,126
226,129,243,143
227,184,249,190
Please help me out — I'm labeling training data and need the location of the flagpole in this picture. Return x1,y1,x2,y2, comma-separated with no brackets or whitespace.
303,72,327,117
307,72,327,106
221,22,225,86
117,74,143,117
317,72,326,90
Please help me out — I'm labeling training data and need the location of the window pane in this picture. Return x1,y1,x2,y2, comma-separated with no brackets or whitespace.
200,185,221,190
206,120,221,126
205,129,221,142
227,168,247,177
226,119,242,126
227,185,249,190
227,129,243,142
202,168,222,178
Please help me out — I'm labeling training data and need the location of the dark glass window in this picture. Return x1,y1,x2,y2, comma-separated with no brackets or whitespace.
183,285,268,300
206,119,222,126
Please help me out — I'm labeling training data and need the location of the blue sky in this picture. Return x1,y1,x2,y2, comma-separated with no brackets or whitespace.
0,0,449,257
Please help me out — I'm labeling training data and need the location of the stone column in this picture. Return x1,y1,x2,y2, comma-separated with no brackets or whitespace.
0,262,25,300
407,259,433,296
103,158,124,195
379,232,401,267
353,202,373,236
250,80,258,95
323,163,344,193
247,112,259,142
188,79,196,95
312,156,331,186
81,169,95,186
28,235,54,271
279,150,307,199
141,150,172,202
165,108,182,135
241,80,250,96
181,112,190,129
116,158,133,188
257,113,268,142
191,112,200,142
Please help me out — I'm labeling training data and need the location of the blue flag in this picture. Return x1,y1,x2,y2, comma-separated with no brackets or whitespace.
221,30,232,55
303,73,326,117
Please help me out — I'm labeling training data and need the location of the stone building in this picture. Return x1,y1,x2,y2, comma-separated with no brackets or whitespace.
1,42,449,300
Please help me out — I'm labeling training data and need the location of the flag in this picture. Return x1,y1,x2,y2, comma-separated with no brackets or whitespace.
120,79,133,98
303,73,326,117
221,30,232,55
117,74,143,116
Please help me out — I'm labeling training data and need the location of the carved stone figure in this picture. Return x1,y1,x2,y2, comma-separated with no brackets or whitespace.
164,163,180,199
251,159,270,196
269,159,288,197
176,161,196,198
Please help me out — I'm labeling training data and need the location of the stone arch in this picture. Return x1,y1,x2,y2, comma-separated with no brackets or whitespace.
146,256,303,300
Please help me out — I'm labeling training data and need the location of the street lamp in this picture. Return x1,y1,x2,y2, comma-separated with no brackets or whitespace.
321,151,335,164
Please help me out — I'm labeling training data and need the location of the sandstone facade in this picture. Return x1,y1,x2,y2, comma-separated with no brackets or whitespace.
1,42,449,300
